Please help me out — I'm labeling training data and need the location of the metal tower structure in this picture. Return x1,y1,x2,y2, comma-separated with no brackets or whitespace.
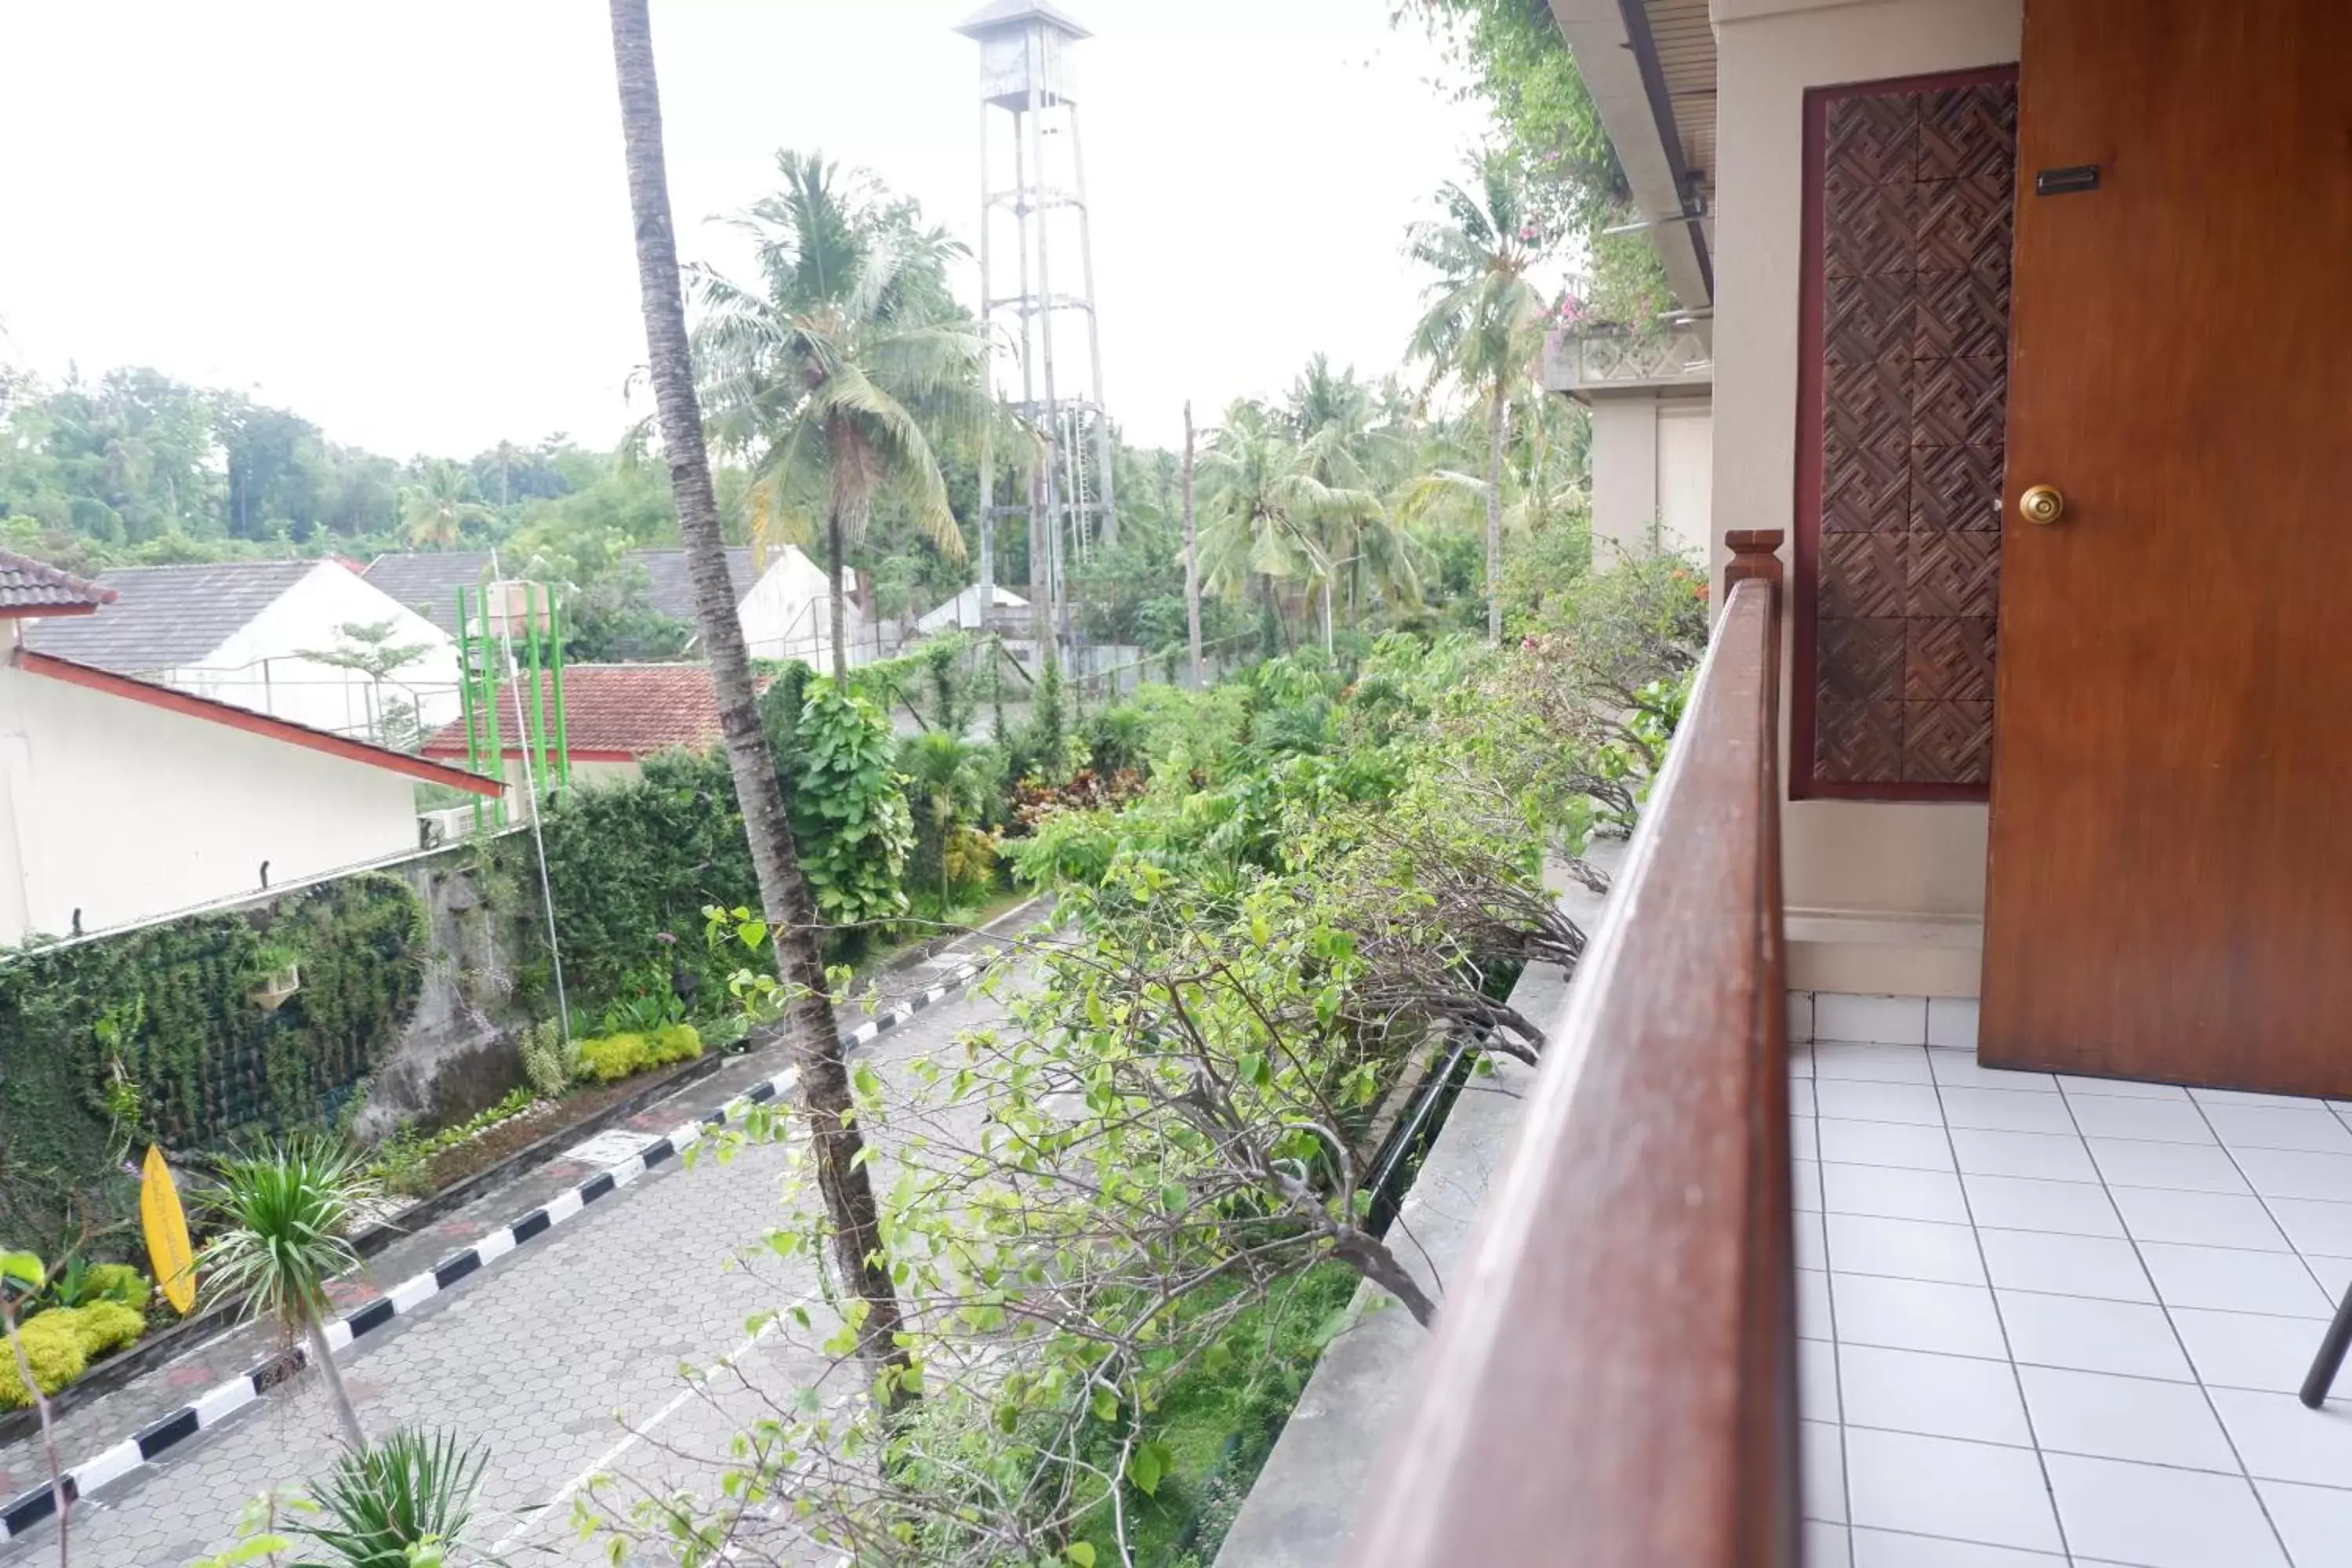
957,0,1116,650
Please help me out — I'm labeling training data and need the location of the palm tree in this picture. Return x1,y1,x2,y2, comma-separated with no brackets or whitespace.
898,731,989,907
1396,390,1589,581
1196,401,1383,655
694,152,987,680
399,459,492,549
1406,149,1553,644
605,0,913,1402
197,1139,376,1451
1283,357,1424,633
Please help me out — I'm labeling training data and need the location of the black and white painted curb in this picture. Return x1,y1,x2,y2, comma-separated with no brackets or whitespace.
0,960,987,1541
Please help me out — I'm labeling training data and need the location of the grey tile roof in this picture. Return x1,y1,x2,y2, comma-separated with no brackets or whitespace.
360,552,497,634
24,561,318,673
626,547,755,623
0,551,114,614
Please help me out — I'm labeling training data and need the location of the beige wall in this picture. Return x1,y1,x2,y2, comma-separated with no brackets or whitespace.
1708,0,2021,995
1591,394,1715,564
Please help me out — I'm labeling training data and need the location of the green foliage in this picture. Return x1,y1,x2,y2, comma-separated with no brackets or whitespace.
197,1137,376,1334
0,1298,151,1408
792,679,915,929
0,873,430,1254
300,1427,486,1567
517,1018,579,1100
575,1024,702,1085
0,1310,87,1409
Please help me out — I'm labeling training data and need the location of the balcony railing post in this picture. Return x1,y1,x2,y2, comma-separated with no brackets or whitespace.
1725,528,1786,598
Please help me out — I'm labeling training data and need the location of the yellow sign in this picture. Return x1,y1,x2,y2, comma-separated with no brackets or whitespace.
140,1145,195,1316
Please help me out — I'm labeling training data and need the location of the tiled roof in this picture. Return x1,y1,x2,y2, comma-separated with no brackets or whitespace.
24,561,318,672
0,551,115,616
360,552,496,633
418,664,766,760
626,547,756,624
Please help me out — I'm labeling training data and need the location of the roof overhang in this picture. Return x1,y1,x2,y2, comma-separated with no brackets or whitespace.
19,651,504,798
1545,0,1716,310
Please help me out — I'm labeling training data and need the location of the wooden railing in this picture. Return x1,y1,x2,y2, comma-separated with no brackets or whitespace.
1349,531,1795,1568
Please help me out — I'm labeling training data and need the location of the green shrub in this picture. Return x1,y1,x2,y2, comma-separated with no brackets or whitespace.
82,1262,150,1313
517,1018,579,1099
575,1025,701,1086
64,1300,147,1356
0,1311,89,1408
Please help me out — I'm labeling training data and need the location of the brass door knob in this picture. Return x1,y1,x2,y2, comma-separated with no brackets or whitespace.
2019,485,2066,525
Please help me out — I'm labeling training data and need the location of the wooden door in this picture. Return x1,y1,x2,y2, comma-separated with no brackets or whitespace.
1980,0,2352,1094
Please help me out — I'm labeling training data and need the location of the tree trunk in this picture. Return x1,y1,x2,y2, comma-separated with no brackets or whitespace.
1182,401,1203,688
827,501,849,682
304,1311,366,1453
606,0,913,1400
1484,387,1506,646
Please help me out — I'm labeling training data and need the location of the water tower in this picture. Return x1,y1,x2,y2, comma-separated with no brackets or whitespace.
957,0,1116,644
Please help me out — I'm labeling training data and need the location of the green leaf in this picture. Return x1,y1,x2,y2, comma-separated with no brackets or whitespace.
1067,1545,1098,1567
1127,1439,1172,1497
1090,1387,1119,1423
739,920,768,952
0,1252,43,1292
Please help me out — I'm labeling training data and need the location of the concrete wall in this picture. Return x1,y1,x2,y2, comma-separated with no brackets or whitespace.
172,562,464,741
0,643,427,942
1590,394,1715,564
1709,0,2022,995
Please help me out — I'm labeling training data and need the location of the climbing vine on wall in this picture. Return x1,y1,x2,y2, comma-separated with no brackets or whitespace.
0,873,430,1254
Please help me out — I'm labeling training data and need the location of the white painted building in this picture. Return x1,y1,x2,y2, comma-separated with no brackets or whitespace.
917,582,1030,637
0,553,500,942
25,559,463,743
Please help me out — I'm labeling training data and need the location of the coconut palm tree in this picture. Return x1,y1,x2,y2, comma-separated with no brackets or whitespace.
606,0,913,1401
399,459,492,549
693,152,988,679
197,1138,376,1451
1196,401,1383,655
1406,149,1554,644
1283,357,1424,631
1396,388,1589,569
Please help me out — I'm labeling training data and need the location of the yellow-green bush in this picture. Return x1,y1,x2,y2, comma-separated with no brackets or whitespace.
68,1301,147,1356
0,1300,154,1407
83,1263,151,1313
575,1024,702,1085
0,1314,88,1409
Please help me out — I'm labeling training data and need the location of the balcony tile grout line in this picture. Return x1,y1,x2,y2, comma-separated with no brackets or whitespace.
2161,1082,2326,1564
1918,1036,2078,1566
0,959,989,1542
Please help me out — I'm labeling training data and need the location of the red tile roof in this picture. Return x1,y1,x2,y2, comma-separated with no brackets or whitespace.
419,665,767,761
0,550,116,617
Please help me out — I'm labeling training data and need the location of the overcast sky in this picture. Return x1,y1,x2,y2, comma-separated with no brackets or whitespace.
0,1,1494,460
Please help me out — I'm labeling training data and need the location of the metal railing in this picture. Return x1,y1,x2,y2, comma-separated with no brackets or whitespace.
1348,530,1795,1567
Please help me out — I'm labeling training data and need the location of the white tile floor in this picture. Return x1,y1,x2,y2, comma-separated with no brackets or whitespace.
1792,1027,2352,1567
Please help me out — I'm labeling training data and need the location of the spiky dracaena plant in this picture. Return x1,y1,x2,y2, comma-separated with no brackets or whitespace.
302,1427,485,1567
197,1138,377,1452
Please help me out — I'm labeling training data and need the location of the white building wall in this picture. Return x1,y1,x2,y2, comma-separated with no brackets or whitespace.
1709,0,2021,994
0,653,428,942
737,546,857,665
1590,396,1714,564
171,563,463,742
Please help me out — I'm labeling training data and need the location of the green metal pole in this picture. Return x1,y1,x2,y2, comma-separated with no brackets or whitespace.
481,588,506,829
548,590,572,797
524,582,550,813
456,587,483,833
